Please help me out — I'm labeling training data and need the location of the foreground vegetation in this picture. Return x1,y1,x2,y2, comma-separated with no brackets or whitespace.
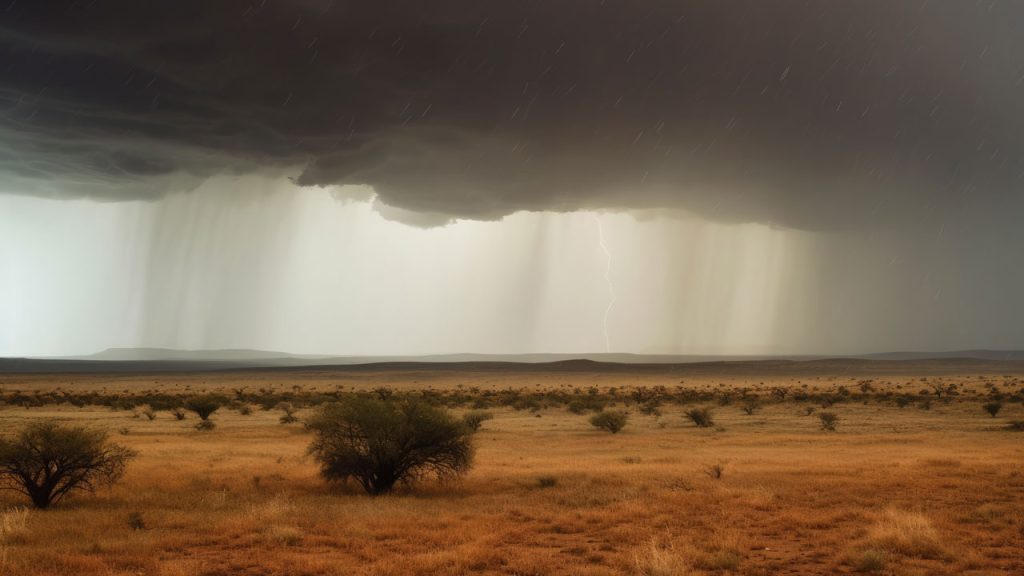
0,368,1021,575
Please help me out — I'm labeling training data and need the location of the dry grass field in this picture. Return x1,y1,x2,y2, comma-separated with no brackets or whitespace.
0,365,1022,576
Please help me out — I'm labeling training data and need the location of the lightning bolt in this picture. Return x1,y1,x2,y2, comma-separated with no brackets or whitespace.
591,213,616,352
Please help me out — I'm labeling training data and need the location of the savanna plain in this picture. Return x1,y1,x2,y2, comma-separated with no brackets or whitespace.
0,362,1022,576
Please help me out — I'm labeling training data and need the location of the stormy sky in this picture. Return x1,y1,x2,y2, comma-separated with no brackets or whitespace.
1,1,1022,356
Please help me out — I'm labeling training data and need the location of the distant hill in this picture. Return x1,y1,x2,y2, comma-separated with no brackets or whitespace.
61,347,1024,364
1,348,1022,374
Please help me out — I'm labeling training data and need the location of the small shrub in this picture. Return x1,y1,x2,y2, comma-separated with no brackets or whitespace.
589,410,628,434
277,402,299,424
638,401,662,417
684,407,715,428
803,406,816,416
852,549,887,572
127,511,146,531
185,395,222,421
537,475,557,488
819,411,839,431
238,405,253,416
567,398,605,414
195,420,216,431
704,463,725,480
0,421,135,509
171,407,186,421
462,410,494,432
139,405,156,421
740,398,760,415
983,401,1002,418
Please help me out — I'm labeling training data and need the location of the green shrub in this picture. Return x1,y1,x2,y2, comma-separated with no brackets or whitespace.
185,395,222,421
307,397,474,495
589,410,628,433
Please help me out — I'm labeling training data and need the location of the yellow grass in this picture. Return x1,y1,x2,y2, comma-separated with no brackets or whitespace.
0,370,1021,575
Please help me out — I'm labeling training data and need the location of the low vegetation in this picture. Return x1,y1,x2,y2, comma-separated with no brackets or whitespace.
0,370,1021,574
462,410,494,432
589,410,628,433
684,407,715,428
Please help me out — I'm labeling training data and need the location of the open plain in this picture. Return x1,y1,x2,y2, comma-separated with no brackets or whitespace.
0,360,1022,576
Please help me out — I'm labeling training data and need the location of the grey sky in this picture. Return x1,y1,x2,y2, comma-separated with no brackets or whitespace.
1,2,1022,356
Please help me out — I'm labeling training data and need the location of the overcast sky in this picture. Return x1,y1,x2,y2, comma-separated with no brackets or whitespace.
1,1,1022,356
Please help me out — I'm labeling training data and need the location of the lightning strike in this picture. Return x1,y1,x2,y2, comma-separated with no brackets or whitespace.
591,213,616,353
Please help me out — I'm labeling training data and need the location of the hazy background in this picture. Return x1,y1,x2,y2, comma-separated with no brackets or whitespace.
3,175,1022,358
2,2,1024,357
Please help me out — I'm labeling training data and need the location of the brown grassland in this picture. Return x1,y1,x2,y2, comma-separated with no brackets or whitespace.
0,364,1022,576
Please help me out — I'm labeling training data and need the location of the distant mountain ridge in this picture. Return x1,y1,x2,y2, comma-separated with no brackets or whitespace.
0,347,1021,374
74,347,1024,364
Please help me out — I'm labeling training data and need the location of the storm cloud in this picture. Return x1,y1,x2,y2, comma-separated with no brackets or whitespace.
1,1,1022,228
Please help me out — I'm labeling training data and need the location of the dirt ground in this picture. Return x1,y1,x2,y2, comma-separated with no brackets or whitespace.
0,366,1021,575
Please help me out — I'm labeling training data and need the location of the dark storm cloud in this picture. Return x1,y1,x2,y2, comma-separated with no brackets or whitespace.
1,0,1022,228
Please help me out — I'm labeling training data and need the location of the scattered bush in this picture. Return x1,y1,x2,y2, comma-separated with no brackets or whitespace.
819,411,839,431
638,401,662,417
0,421,135,509
983,401,1002,418
704,463,725,480
139,405,156,421
194,420,216,431
537,475,558,488
852,549,887,573
589,410,628,433
740,398,760,415
171,407,187,420
127,511,146,531
567,397,606,414
684,407,715,428
277,402,299,424
185,395,222,421
307,397,474,495
462,410,494,432
238,404,253,416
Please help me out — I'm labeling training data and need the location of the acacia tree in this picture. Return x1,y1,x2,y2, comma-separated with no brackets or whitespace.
0,421,136,509
185,395,222,421
307,396,474,495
